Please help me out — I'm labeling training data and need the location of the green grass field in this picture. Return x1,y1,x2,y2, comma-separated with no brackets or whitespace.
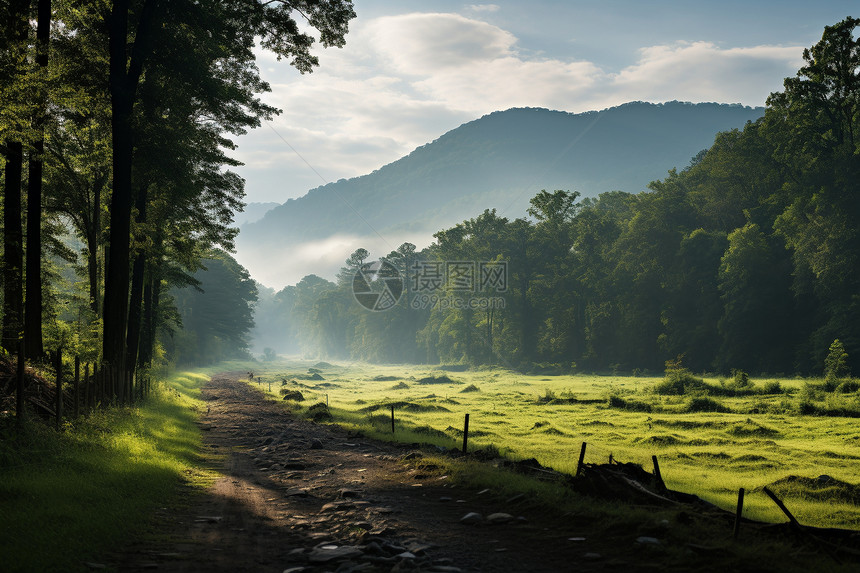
0,371,214,573
242,358,860,531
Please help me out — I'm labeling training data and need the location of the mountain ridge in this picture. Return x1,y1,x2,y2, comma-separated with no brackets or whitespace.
237,101,764,287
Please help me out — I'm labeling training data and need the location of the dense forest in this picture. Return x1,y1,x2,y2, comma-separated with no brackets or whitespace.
0,1,356,377
254,17,860,377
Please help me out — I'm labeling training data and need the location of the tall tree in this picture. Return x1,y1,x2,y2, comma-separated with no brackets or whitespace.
23,0,52,359
1,0,30,353
101,0,356,369
767,17,860,368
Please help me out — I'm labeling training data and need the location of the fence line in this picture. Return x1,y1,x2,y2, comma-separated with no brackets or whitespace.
11,343,154,427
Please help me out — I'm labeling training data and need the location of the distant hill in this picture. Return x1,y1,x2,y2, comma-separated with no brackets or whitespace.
235,201,279,226
237,101,764,287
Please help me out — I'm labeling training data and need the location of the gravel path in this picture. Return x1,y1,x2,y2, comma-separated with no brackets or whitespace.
109,373,702,572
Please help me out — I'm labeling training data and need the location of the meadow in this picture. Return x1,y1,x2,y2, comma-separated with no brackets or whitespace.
240,358,860,531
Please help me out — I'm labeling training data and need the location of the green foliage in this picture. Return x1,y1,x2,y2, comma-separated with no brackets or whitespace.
655,357,707,395
836,380,860,394
731,369,751,389
825,339,850,381
761,380,783,395
167,250,258,365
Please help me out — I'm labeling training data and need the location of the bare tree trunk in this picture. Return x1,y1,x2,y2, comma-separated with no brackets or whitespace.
3,142,25,352
23,0,52,360
87,177,103,317
1,0,29,353
125,184,148,373
103,0,157,370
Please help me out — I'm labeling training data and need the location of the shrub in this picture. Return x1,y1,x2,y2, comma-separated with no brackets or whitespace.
795,399,818,416
280,389,305,401
825,339,850,382
799,382,821,402
761,381,783,394
731,369,752,389
306,402,333,422
836,380,860,394
655,357,706,395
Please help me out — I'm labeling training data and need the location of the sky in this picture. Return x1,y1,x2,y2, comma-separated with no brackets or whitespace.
229,1,857,209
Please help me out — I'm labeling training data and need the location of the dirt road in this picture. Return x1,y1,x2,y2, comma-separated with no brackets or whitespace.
109,373,711,572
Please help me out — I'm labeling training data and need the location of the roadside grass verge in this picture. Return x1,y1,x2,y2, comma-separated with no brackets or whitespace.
0,371,213,573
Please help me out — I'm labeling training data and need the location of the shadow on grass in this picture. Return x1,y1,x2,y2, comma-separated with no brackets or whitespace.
0,371,213,572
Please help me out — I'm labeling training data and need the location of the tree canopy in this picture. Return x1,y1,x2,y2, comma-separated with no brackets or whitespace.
0,0,356,382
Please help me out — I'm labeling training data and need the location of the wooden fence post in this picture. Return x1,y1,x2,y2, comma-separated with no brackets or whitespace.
74,356,80,418
55,348,63,430
733,487,745,539
16,339,25,428
763,487,802,530
84,363,91,411
462,413,470,454
652,455,666,491
391,404,395,434
576,442,587,477
93,363,100,407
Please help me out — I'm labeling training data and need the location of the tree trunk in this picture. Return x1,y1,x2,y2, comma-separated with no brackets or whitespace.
103,0,157,370
137,269,154,369
2,141,24,352
125,184,148,373
138,257,162,370
23,0,52,360
1,0,30,353
24,140,45,359
103,105,133,369
103,0,135,369
87,177,103,317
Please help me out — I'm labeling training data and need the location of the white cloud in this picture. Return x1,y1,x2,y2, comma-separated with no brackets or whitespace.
364,13,602,114
367,13,517,73
465,4,500,13
609,42,804,105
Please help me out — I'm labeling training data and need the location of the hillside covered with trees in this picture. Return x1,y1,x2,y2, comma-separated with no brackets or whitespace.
254,17,860,377
238,101,763,284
